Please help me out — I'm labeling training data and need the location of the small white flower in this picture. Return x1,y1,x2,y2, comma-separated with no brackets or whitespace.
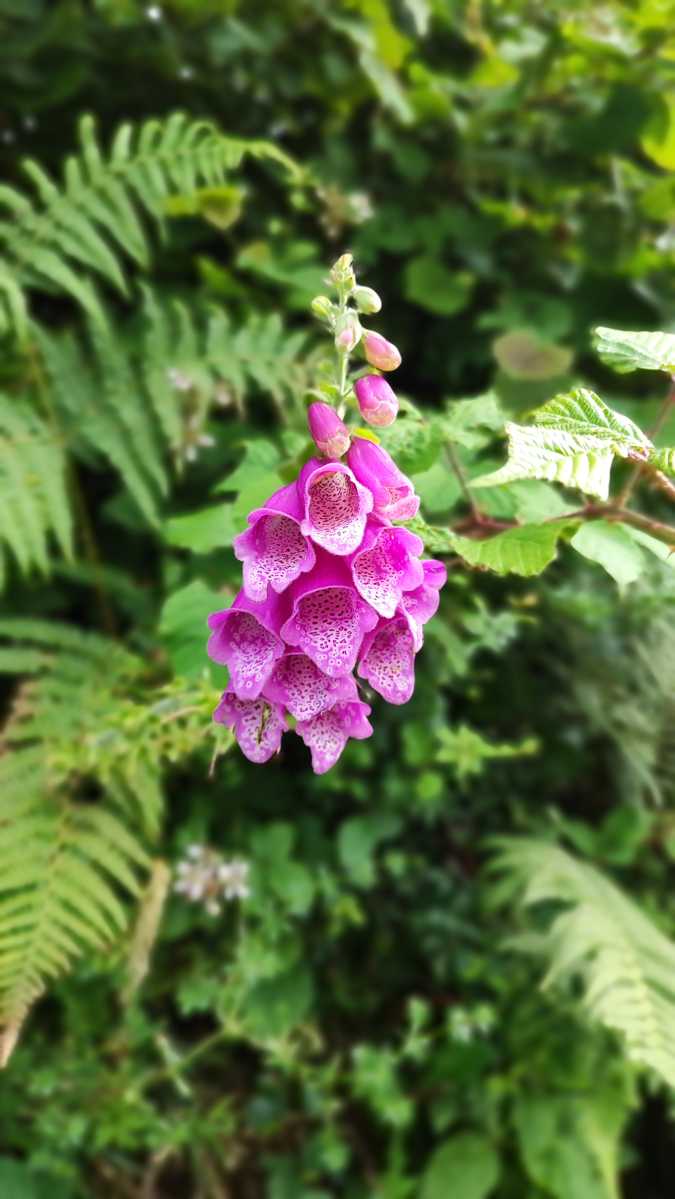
146,5,162,20
174,847,251,916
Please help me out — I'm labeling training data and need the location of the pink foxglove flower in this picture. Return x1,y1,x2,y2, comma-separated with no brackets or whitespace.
299,459,373,556
296,699,373,774
354,375,399,428
264,652,358,722
307,402,351,459
362,330,401,371
208,270,447,773
347,437,420,521
208,590,287,700
350,521,424,618
214,688,287,763
281,551,378,677
399,559,447,649
358,616,416,705
234,481,315,603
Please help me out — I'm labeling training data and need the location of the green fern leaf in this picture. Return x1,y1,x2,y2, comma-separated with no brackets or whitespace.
0,395,73,586
0,113,299,335
491,839,675,1086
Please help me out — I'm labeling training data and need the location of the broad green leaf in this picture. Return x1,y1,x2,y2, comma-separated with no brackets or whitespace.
571,522,646,587
593,326,675,374
641,93,675,170
214,439,282,493
338,813,401,888
514,1087,629,1199
406,517,567,575
450,524,567,576
507,480,576,523
421,1132,500,1199
404,256,474,316
164,502,239,552
412,461,461,515
623,525,675,566
159,580,226,678
473,388,650,500
379,414,440,474
493,329,572,380
440,391,504,449
243,964,314,1039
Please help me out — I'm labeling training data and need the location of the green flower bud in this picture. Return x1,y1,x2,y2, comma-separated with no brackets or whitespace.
334,311,362,353
311,295,334,322
351,285,382,315
330,252,356,290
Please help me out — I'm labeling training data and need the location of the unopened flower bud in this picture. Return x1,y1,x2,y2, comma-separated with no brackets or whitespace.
307,402,351,459
352,285,382,315
335,312,362,353
330,252,356,289
354,374,398,427
311,295,333,322
362,330,401,371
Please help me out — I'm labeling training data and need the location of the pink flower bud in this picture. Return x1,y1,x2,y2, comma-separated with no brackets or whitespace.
354,375,399,427
307,402,351,460
362,330,401,372
334,312,362,353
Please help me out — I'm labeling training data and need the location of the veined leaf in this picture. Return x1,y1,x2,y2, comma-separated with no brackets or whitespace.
407,516,569,576
593,326,675,375
473,388,650,500
571,522,646,588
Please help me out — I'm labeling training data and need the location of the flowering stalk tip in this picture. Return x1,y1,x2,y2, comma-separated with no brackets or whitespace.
207,259,443,774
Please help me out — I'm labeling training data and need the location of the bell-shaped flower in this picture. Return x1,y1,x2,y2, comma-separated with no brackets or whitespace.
207,590,287,700
234,481,316,604
264,651,358,722
358,616,417,705
307,402,351,460
362,330,401,371
399,559,447,650
214,687,286,764
354,375,398,428
281,551,378,678
347,437,420,522
350,520,424,618
299,459,373,556
296,698,373,774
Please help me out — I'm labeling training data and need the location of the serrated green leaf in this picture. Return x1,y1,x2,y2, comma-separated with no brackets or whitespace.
473,388,650,500
405,517,568,575
448,523,566,576
593,326,675,374
571,522,646,587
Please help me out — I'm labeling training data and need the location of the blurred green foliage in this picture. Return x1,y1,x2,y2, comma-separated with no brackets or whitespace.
1,0,675,1196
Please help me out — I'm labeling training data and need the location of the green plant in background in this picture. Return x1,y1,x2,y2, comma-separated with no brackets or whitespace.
1,2,675,1196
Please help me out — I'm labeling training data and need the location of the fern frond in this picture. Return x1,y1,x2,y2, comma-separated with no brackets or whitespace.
37,291,312,524
0,618,230,1056
0,394,73,587
491,839,675,1087
0,112,300,335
